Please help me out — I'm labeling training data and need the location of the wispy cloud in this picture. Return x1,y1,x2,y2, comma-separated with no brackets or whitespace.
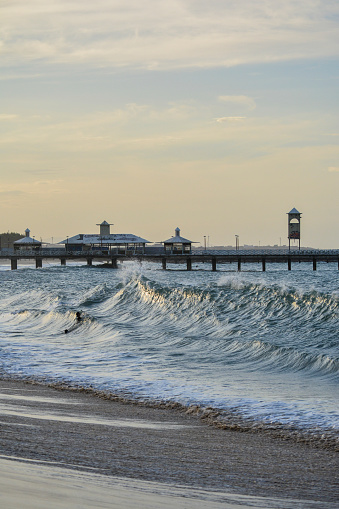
218,96,256,110
215,117,246,123
33,179,64,186
0,102,198,150
24,169,64,176
0,190,24,197
1,102,335,160
0,180,66,203
0,114,19,120
2,1,338,72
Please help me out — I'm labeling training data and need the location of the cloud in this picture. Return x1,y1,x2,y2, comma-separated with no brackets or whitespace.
0,190,24,196
1,1,338,72
0,73,43,81
215,117,246,123
0,103,337,162
0,101,199,152
24,169,64,176
0,180,66,206
33,179,64,186
0,114,19,120
328,166,339,172
218,96,256,110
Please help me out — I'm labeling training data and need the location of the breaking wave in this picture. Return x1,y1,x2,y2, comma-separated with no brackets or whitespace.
0,263,338,447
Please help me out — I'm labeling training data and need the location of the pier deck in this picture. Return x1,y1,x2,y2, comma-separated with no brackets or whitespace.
1,249,339,271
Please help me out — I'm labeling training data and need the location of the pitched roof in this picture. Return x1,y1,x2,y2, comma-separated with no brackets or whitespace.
288,208,301,214
59,233,151,244
14,236,41,245
163,235,193,244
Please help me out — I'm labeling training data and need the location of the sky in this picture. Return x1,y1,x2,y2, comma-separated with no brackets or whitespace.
1,0,338,247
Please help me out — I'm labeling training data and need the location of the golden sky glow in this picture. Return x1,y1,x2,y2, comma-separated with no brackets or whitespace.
1,1,338,247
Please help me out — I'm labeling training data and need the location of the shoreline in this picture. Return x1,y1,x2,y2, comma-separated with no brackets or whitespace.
1,457,333,509
0,379,338,507
1,374,338,452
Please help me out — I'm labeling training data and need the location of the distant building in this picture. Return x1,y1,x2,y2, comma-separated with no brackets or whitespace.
59,221,150,254
14,228,41,251
163,227,194,254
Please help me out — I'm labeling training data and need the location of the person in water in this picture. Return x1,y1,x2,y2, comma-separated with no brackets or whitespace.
64,312,82,333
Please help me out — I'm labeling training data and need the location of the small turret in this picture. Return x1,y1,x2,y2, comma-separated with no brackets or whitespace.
96,220,113,236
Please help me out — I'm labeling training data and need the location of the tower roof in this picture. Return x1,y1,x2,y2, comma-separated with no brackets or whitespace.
14,231,41,245
163,227,194,244
96,220,113,226
288,208,301,215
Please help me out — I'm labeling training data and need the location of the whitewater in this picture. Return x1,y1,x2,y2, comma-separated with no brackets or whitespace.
0,260,338,448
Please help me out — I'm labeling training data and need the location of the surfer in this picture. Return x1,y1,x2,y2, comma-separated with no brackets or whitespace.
64,312,82,333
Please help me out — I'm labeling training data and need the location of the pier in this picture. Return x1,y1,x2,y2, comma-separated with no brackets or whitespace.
1,248,339,271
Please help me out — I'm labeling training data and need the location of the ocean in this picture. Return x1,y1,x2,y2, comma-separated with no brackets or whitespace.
0,260,338,449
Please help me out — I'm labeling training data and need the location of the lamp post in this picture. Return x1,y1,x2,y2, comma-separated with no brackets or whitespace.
235,235,239,251
204,236,207,251
66,236,69,253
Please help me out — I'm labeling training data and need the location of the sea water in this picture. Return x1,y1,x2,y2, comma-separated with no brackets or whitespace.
0,260,338,447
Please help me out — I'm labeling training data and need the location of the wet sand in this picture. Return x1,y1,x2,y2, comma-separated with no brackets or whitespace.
0,380,338,508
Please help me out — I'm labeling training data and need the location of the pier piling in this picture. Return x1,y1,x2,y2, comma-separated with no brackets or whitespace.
3,251,339,273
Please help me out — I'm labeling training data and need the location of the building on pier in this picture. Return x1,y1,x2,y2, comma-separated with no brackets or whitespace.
59,221,150,254
14,228,41,251
163,227,194,254
287,208,302,250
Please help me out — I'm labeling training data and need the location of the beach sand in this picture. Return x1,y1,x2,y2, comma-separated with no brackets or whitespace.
0,380,338,508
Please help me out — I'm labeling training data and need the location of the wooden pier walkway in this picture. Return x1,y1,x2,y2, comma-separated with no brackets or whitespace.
1,249,339,271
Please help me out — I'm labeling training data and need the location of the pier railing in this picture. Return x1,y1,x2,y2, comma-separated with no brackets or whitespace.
192,248,339,256
2,248,339,258
1,247,339,271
